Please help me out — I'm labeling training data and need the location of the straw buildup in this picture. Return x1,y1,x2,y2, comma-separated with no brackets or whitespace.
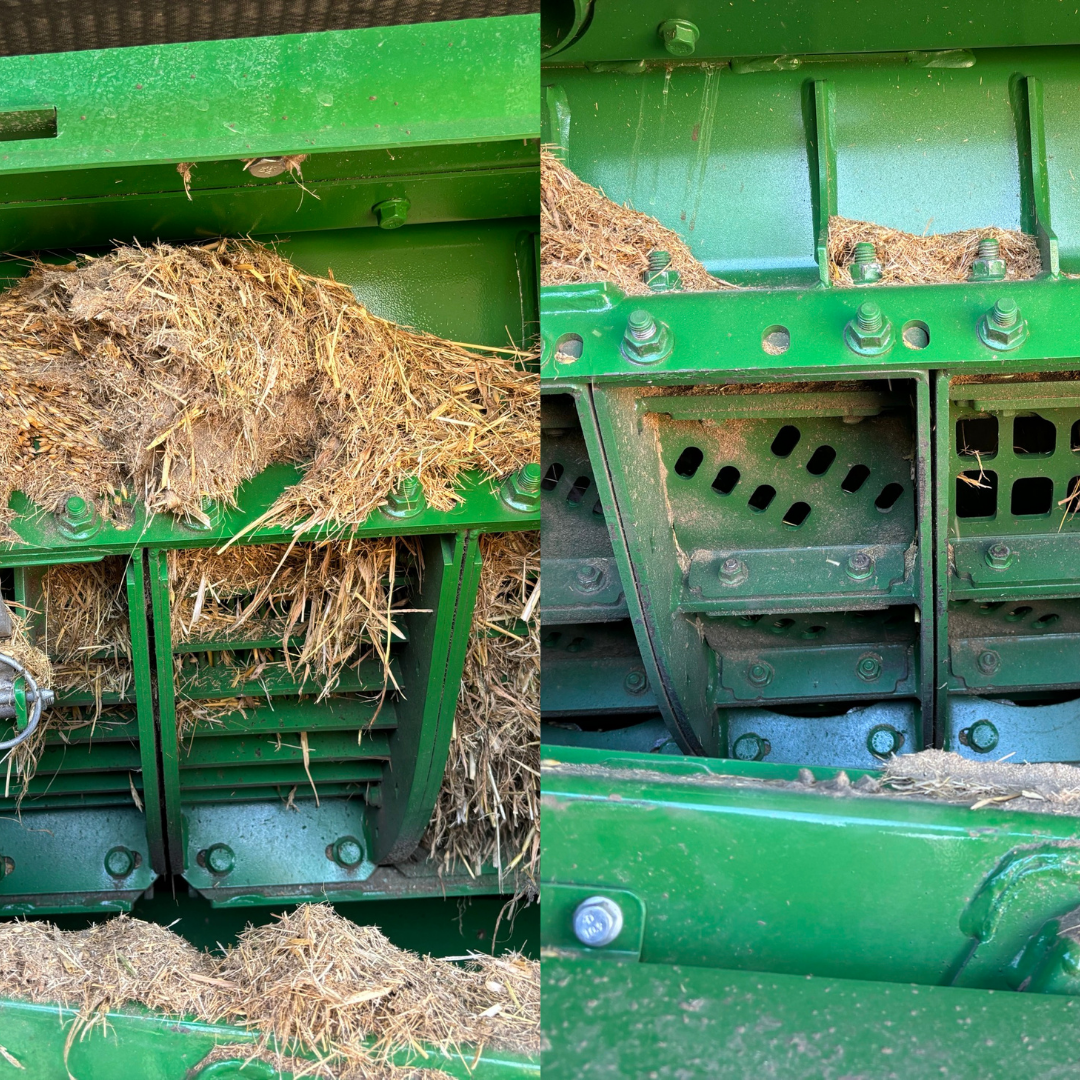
540,148,724,295
0,904,539,1075
425,531,540,889
0,238,536,534
828,216,1042,285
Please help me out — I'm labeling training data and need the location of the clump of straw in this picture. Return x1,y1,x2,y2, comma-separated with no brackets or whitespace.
541,148,724,295
425,532,539,889
0,905,540,1074
828,216,1041,285
0,239,536,534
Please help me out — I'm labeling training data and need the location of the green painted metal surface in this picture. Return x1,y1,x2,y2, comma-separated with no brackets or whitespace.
541,955,1080,1079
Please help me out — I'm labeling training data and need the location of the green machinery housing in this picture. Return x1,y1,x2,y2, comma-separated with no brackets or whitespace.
0,14,540,917
540,2,1080,1074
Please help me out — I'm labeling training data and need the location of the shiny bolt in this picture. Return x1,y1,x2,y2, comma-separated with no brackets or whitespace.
643,249,681,292
985,542,1013,570
658,19,700,56
575,564,605,592
572,896,625,947
747,661,773,686
733,732,769,761
970,237,1006,282
621,309,673,364
333,837,364,868
867,725,903,758
719,557,747,586
205,844,235,875
500,463,542,513
373,197,410,230
846,551,875,581
966,719,999,753
104,846,135,879
978,297,1028,350
844,301,894,356
849,241,882,285
856,654,883,682
977,650,1001,675
624,670,648,695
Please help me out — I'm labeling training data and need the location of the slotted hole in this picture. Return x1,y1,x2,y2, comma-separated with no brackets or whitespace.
874,483,904,512
543,632,562,648
1005,606,1033,622
769,618,795,634
712,466,741,495
1013,414,1056,456
737,614,764,626
956,470,997,518
567,636,588,653
566,476,591,505
956,416,998,458
591,499,604,517
1072,420,1080,452
541,463,564,492
1011,476,1053,516
805,445,836,476
1034,613,1061,628
674,446,704,478
782,501,811,527
800,625,826,640
747,484,776,512
770,425,801,458
1064,477,1080,520
841,464,871,493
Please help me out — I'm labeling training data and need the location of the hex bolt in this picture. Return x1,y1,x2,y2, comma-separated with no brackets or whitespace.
733,732,769,761
58,493,100,540
867,724,903,759
643,249,681,292
332,837,364,869
624,670,648,695
970,237,1007,282
381,474,425,519
856,654,883,682
846,551,875,581
985,542,1014,570
966,719,999,754
574,564,605,593
747,661,773,687
977,650,1001,676
205,844,235,875
246,156,291,178
621,310,673,364
844,301,894,356
104,846,135,879
500,463,542,513
978,297,1028,351
572,896,625,947
658,19,700,56
373,197,410,230
849,241,882,285
718,557,748,586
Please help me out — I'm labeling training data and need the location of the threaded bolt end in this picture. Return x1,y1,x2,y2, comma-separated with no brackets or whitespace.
991,298,1019,328
978,237,1000,260
647,250,671,272
853,242,877,265
518,462,542,493
628,310,655,340
856,302,883,333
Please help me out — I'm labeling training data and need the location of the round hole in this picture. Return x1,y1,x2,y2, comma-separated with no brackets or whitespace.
762,325,790,355
554,333,583,362
902,320,930,350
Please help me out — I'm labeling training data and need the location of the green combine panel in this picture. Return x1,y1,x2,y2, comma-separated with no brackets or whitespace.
540,1,1080,1074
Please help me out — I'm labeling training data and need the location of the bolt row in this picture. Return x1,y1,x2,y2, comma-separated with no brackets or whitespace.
721,551,875,586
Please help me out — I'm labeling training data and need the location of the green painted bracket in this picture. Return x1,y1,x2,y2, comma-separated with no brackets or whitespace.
541,745,1080,990
0,16,539,176
0,998,538,1079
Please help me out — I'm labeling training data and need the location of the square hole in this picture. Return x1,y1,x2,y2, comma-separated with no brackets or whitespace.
956,416,998,458
956,470,997,518
1011,476,1054,516
1013,414,1056,456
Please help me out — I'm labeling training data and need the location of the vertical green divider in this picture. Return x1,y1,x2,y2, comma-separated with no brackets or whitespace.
810,80,838,287
913,374,937,749
932,371,953,748
374,531,483,863
147,548,184,871
126,551,165,874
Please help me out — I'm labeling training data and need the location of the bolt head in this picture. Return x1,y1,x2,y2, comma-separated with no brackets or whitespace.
985,543,1014,570
867,725,903,758
733,732,768,761
846,552,875,581
856,654,883,682
573,896,624,947
967,719,999,753
624,670,648,695
205,844,235,875
104,846,135,878
333,837,364,868
977,650,1001,675
978,302,1027,350
373,198,410,230
747,661,773,686
658,19,699,56
574,564,605,593
718,557,748,586
247,156,289,178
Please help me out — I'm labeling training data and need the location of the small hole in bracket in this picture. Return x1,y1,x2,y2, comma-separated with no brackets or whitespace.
782,501,811,527
1034,613,1061,628
1014,414,1056,456
956,470,997,518
748,484,776,512
957,417,998,458
1011,475,1053,516
805,445,836,476
762,325,790,355
771,425,801,458
674,446,704,478
554,333,583,361
841,464,871,493
875,483,904,512
902,320,930,350
712,466,741,495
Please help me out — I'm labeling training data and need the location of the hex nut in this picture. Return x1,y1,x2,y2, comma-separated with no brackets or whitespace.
621,310,673,364
733,732,770,761
373,197,410,230
332,837,364,869
978,298,1028,351
105,846,135,879
205,844,235,875
844,302,894,356
658,19,699,56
